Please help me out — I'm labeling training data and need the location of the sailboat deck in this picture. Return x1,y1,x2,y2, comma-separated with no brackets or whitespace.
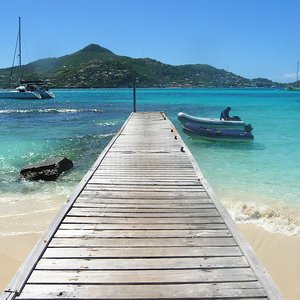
2,112,282,299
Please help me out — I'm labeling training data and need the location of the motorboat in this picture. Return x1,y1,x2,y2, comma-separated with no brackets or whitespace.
183,122,254,142
178,112,245,130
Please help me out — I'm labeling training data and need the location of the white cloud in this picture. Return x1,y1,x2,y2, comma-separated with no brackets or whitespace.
272,72,297,83
282,72,297,79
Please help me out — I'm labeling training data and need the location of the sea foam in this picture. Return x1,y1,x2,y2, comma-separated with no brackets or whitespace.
222,198,300,236
0,108,104,114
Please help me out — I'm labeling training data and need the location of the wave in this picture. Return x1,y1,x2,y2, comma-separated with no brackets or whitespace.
222,199,300,236
97,121,118,127
0,108,104,114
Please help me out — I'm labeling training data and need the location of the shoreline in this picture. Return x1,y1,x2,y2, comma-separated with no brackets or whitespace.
0,224,299,299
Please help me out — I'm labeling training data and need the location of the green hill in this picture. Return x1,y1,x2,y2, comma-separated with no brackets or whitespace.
0,43,284,88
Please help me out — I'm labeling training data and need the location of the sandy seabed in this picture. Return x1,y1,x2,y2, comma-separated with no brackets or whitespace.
0,224,299,299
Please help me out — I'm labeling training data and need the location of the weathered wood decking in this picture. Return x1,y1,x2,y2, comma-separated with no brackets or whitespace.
2,112,282,299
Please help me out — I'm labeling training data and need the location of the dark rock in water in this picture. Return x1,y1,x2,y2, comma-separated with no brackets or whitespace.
20,157,73,181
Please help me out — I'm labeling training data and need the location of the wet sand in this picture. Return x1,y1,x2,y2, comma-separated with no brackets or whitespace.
0,224,299,299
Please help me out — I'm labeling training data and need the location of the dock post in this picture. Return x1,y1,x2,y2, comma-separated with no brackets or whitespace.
133,78,138,112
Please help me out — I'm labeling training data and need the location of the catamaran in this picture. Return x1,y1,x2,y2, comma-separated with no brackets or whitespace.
0,17,54,100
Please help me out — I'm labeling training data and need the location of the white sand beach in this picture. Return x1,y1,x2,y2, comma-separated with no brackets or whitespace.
238,224,300,300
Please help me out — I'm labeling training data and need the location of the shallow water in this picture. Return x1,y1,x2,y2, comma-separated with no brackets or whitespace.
0,88,299,235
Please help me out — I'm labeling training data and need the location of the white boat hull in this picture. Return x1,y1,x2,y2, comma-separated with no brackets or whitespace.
0,90,42,99
37,89,55,99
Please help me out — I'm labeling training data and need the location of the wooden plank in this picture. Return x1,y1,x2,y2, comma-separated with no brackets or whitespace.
16,282,266,299
67,209,220,218
50,237,237,247
99,163,194,168
99,156,192,162
98,164,194,168
93,171,196,175
89,178,201,185
103,153,189,158
69,207,218,213
94,169,196,173
28,268,256,283
72,204,214,210
35,256,249,270
62,216,225,224
43,246,242,258
92,176,199,181
76,196,211,203
59,223,227,230
72,202,215,209
54,229,231,238
76,197,212,204
79,190,210,199
84,184,206,192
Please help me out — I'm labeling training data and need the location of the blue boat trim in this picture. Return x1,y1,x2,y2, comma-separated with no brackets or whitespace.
183,123,254,142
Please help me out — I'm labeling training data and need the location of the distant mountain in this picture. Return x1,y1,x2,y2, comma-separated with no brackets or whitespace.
0,43,286,88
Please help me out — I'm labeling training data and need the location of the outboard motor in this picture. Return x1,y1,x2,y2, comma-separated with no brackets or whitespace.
244,124,253,132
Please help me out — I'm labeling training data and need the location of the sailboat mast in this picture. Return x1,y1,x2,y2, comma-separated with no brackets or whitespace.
297,61,299,82
18,17,21,68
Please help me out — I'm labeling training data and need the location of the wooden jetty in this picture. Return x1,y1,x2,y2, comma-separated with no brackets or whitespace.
2,112,282,299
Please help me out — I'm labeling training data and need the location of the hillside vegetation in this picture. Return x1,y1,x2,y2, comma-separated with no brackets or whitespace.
0,44,285,88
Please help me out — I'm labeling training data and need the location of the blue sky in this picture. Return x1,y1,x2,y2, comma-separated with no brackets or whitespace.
0,0,299,83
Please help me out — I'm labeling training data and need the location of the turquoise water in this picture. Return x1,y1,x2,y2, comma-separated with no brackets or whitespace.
0,88,299,235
